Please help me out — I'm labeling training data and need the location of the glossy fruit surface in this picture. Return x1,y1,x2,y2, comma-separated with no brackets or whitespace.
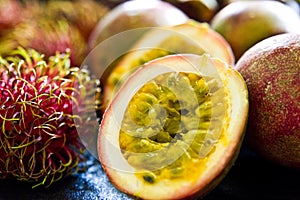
98,54,248,199
235,33,300,169
211,0,300,59
88,0,188,49
163,0,219,22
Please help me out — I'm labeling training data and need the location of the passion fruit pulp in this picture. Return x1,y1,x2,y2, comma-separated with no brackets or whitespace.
103,20,234,111
98,54,248,199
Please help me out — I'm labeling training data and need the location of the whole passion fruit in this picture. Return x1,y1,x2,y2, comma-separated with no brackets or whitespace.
211,0,300,59
163,0,219,22
235,33,300,169
98,54,248,199
224,0,300,13
88,0,188,50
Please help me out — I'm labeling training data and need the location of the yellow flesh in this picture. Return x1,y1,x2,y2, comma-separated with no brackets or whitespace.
119,72,229,184
108,34,206,93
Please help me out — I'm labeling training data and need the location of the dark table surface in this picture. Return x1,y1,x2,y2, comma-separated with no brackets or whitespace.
0,144,299,200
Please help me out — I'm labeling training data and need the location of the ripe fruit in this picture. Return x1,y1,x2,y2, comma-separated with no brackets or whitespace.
0,17,86,67
102,20,234,110
0,0,108,67
45,0,109,41
98,54,248,199
163,0,219,22
0,0,24,36
224,0,300,14
0,47,100,187
211,0,300,59
88,0,188,49
100,0,126,8
235,33,300,169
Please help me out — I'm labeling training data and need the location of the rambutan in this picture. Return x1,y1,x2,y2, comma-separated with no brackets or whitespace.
0,0,108,67
45,0,109,41
0,17,86,67
0,47,101,188
0,0,25,36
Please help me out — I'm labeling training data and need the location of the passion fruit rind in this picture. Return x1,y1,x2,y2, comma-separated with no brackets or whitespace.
99,54,248,199
103,20,235,111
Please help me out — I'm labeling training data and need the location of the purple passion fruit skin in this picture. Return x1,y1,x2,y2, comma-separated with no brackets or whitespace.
163,0,219,22
88,0,188,49
211,0,300,60
235,33,300,169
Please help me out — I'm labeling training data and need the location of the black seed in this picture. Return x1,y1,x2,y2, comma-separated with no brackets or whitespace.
175,133,183,140
181,109,189,115
143,175,155,184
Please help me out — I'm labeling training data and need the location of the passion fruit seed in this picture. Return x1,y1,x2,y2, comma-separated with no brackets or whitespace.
108,31,207,94
102,21,235,112
98,54,248,199
119,71,228,184
109,48,172,94
143,172,156,184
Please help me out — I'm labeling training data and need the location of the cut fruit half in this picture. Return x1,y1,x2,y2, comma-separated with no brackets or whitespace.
103,20,235,110
98,54,248,199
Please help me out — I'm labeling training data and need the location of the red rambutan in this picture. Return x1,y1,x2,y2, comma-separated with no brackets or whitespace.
0,0,108,67
45,0,109,41
0,17,86,67
0,0,25,36
0,47,100,188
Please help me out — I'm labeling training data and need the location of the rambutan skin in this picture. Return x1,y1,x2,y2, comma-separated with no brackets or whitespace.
0,0,109,67
0,0,25,36
0,18,87,67
45,0,109,41
0,47,100,188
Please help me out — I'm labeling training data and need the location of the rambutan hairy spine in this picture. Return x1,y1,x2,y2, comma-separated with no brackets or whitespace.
0,47,101,188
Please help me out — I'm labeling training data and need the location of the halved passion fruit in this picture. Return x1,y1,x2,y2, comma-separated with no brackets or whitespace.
103,20,234,110
98,54,248,199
